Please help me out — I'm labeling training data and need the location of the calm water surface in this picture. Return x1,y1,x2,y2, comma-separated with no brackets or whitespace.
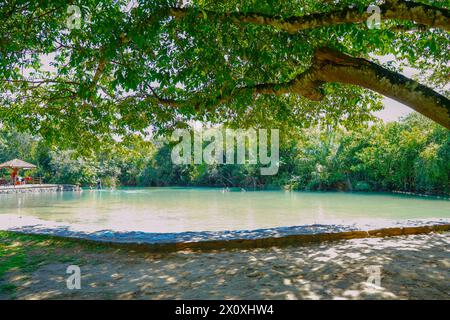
0,188,449,233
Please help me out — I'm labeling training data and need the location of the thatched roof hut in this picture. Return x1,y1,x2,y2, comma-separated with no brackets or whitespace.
0,159,37,169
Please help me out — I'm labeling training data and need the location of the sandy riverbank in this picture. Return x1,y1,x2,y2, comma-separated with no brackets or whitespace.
1,232,449,300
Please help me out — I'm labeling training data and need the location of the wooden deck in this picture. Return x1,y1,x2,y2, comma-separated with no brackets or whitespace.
0,184,81,194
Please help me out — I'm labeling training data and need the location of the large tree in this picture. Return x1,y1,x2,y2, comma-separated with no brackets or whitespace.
0,0,448,148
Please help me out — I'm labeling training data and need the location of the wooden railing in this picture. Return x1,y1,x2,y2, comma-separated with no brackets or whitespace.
0,177,42,186
31,177,43,185
24,177,42,185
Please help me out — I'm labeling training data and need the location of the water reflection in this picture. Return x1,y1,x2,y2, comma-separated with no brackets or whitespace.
0,188,449,233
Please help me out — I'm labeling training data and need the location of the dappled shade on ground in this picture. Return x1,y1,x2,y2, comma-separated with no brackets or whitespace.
0,232,449,300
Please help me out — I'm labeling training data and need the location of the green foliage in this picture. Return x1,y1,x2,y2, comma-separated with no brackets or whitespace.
1,1,447,148
0,126,155,187
0,230,112,298
1,113,448,194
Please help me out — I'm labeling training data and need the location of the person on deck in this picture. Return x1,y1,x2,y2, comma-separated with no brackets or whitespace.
10,169,18,185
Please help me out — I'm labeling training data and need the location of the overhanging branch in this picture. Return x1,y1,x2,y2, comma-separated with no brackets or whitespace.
169,0,449,33
311,47,450,129
148,47,450,129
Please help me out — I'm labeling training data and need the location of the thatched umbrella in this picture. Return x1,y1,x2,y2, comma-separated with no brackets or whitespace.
0,159,37,170
0,159,37,184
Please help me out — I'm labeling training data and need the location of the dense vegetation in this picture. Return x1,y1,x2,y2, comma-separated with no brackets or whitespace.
1,1,449,152
1,113,449,195
0,2,448,194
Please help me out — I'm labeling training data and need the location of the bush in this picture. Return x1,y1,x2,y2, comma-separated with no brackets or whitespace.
354,181,371,192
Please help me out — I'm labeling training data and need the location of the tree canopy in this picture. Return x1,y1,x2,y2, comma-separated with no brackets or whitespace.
0,0,449,149
2,113,449,195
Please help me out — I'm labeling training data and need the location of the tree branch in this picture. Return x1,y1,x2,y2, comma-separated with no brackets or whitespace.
145,47,450,129
0,79,80,86
311,47,450,129
169,0,449,33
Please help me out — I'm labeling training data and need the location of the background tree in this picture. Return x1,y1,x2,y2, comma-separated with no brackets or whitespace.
1,114,449,194
0,0,448,151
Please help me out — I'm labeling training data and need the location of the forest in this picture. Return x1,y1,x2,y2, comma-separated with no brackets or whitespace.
1,1,448,195
1,113,449,195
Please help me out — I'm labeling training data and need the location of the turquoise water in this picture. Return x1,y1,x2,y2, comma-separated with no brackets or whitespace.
0,188,449,233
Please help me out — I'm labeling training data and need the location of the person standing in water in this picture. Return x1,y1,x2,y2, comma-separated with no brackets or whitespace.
96,178,102,190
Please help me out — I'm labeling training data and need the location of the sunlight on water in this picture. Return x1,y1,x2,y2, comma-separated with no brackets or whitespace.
0,188,449,233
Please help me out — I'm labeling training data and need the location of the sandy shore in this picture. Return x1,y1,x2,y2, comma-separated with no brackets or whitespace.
1,232,449,300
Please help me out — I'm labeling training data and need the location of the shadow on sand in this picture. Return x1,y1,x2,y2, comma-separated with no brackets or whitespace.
2,232,449,300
